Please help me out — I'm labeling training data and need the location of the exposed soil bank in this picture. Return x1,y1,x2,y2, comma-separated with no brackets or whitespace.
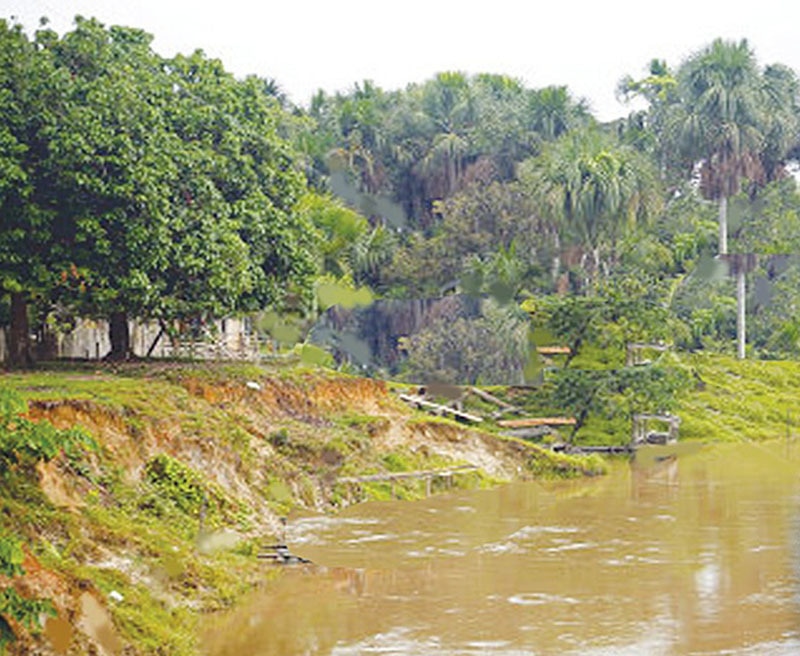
1,362,599,655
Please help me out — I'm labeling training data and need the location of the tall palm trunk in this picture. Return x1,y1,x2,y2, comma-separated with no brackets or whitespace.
551,230,561,284
719,195,728,255
736,268,746,359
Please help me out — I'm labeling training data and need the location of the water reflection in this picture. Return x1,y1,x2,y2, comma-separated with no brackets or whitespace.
203,442,800,655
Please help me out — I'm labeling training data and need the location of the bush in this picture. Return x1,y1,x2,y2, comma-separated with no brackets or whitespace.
0,388,97,471
0,531,56,652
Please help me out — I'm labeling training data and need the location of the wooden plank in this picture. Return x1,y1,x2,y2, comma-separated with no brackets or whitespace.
468,387,522,413
497,417,576,428
536,346,571,355
551,444,634,454
398,394,483,423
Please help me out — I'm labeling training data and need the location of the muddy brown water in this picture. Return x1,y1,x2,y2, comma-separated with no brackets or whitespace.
203,442,800,655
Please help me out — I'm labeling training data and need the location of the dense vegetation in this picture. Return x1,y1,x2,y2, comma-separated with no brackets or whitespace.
4,13,800,652
3,18,800,377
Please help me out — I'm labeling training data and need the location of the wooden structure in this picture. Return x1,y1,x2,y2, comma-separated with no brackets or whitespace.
258,544,312,565
536,346,571,356
497,417,576,428
552,443,634,455
467,387,524,417
398,393,483,424
339,465,479,497
625,342,671,366
631,414,680,446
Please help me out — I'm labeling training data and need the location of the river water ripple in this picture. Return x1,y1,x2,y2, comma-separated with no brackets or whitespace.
204,442,800,655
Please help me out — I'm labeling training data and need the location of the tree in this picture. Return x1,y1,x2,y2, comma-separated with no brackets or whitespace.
0,20,67,367
404,299,530,385
527,85,591,142
165,51,318,319
759,64,800,183
520,129,662,287
616,59,680,176
669,39,773,254
47,19,190,359
0,17,318,361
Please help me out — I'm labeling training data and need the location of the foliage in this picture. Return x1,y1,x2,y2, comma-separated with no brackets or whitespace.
535,277,672,366
304,73,590,230
404,299,531,385
142,454,208,517
0,531,56,653
549,363,687,442
0,17,318,361
0,532,24,577
0,387,97,471
0,588,56,653
519,127,662,285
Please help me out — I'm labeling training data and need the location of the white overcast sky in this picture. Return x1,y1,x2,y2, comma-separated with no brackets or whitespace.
3,0,800,121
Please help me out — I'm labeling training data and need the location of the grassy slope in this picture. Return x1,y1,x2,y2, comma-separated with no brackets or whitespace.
3,353,795,652
462,350,800,446
679,353,800,441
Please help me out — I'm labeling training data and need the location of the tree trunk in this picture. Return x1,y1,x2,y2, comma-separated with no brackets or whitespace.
108,311,131,361
590,246,602,293
551,230,561,285
718,195,728,255
736,268,746,360
7,292,32,368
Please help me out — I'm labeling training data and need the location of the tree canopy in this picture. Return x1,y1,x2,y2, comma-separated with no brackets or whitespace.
0,17,319,361
4,17,800,429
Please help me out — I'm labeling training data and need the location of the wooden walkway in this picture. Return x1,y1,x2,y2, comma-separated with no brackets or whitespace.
398,394,483,424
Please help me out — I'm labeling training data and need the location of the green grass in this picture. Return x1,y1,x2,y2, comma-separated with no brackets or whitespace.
678,353,800,441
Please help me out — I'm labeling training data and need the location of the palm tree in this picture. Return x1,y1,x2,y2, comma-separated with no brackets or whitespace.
527,85,591,142
670,39,765,255
759,63,800,183
521,129,661,289
416,72,476,199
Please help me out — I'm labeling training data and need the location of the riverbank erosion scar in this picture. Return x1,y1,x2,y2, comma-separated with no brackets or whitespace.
1,364,600,655
22,367,599,516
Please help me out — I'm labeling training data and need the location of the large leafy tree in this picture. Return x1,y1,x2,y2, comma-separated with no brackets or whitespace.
47,18,190,358
164,51,317,318
1,17,318,362
0,20,68,366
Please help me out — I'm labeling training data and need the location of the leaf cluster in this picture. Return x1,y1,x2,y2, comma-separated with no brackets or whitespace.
0,387,97,471
0,531,56,653
0,17,319,342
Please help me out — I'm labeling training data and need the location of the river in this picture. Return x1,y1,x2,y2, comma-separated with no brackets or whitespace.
203,442,800,655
